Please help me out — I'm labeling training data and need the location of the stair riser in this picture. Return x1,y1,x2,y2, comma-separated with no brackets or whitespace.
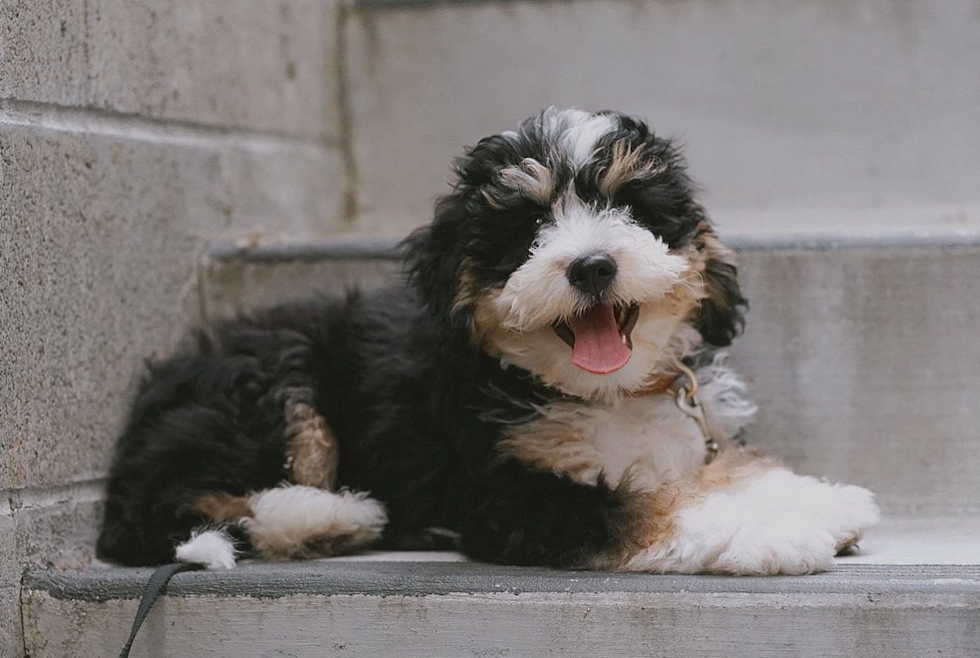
23,589,980,658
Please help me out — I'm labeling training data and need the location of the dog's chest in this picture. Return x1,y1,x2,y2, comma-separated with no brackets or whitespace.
499,395,706,491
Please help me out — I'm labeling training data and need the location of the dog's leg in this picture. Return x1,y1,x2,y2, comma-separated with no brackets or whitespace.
178,486,387,566
242,485,387,560
619,450,880,575
281,386,340,490
460,460,671,569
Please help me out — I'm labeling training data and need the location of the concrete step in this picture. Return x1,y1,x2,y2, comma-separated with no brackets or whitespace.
23,230,978,657
22,558,980,658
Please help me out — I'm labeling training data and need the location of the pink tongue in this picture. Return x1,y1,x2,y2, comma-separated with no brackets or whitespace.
568,304,632,374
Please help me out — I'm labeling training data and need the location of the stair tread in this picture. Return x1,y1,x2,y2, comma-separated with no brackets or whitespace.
26,562,980,603
25,526,980,658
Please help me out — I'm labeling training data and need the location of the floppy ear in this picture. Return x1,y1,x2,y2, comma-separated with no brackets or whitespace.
403,191,468,321
694,231,748,347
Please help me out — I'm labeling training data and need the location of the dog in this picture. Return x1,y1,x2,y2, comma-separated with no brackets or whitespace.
97,108,879,574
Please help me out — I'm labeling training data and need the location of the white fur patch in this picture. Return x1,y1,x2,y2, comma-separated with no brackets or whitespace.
496,199,688,333
552,109,618,168
626,468,880,575
504,393,707,492
244,485,387,559
483,193,697,400
175,528,237,569
500,358,758,498
696,353,757,442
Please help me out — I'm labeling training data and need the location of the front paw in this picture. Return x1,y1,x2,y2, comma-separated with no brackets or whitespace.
762,470,880,554
626,468,880,575
710,470,880,574
713,514,837,575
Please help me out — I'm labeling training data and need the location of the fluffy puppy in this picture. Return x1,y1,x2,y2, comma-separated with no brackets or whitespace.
97,108,878,574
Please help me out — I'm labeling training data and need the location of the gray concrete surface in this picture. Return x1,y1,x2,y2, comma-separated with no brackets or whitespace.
0,483,102,654
344,0,980,235
0,111,346,494
731,243,980,517
24,561,980,600
0,0,342,140
0,110,345,655
201,239,402,321
21,562,980,658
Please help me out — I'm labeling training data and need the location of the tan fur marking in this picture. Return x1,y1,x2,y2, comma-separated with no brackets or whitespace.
592,485,684,570
284,397,339,490
672,223,740,326
254,525,381,561
684,223,740,287
469,286,511,356
498,158,553,206
191,492,253,522
496,415,599,482
452,259,482,318
599,141,668,197
700,224,738,269
596,446,780,569
695,445,779,491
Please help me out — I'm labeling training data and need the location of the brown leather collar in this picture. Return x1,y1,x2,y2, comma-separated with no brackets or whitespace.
630,371,683,397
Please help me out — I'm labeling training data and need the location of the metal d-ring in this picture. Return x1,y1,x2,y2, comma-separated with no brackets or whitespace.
671,362,720,464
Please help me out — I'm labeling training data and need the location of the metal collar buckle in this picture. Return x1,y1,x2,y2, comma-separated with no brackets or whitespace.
670,362,720,465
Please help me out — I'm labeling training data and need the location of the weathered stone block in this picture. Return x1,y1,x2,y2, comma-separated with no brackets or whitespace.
0,0,87,107
0,119,346,491
0,0,341,139
200,241,401,321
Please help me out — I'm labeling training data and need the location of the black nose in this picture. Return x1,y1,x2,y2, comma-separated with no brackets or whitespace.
567,254,618,297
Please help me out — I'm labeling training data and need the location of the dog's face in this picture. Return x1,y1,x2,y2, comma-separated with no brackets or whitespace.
408,108,745,400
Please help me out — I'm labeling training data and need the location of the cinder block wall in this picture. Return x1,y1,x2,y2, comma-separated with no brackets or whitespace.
0,2,350,653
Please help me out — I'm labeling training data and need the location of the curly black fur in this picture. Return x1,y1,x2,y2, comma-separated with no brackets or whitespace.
97,109,746,568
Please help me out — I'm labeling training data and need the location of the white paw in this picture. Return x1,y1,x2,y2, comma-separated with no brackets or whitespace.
712,513,837,575
626,468,880,575
244,485,388,559
175,528,237,569
782,474,880,552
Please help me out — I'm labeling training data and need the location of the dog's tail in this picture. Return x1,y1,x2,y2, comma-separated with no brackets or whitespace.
175,485,388,569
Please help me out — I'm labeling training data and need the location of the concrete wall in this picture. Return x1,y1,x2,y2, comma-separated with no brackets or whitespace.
0,2,347,654
345,0,980,236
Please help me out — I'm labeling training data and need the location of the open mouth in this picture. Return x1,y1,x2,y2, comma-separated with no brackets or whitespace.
553,303,639,375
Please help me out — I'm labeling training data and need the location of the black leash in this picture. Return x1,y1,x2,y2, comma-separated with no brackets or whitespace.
118,562,202,658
